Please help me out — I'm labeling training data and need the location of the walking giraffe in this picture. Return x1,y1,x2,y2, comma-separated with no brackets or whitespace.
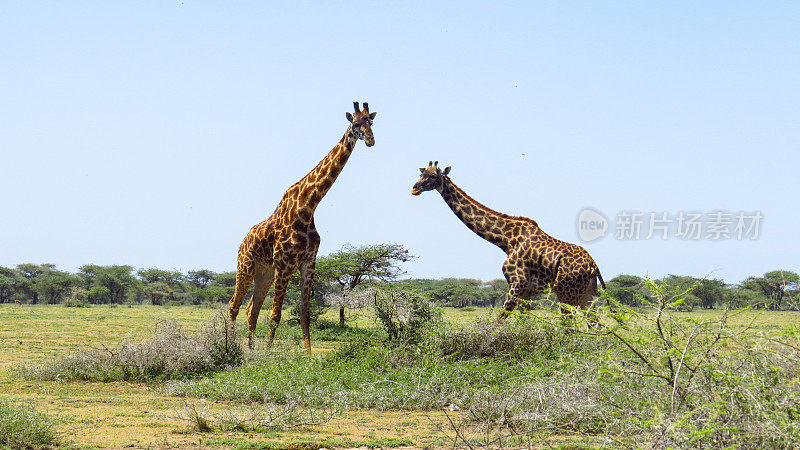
411,161,605,315
229,102,377,350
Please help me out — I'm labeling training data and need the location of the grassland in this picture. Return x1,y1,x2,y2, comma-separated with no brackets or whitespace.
0,305,490,448
0,303,797,448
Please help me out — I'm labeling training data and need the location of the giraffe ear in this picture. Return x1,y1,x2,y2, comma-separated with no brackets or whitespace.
443,166,451,175
369,112,377,120
419,167,426,173
345,112,354,122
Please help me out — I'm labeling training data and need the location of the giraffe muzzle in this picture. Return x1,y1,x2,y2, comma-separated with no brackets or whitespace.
411,188,422,196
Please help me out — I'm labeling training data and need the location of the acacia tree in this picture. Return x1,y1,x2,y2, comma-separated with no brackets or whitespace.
33,269,77,304
96,265,138,304
694,279,728,309
0,267,25,303
137,268,184,304
78,264,103,290
742,270,800,310
186,270,216,288
316,243,414,327
193,271,237,304
606,275,645,306
16,263,56,303
484,278,509,308
427,278,486,307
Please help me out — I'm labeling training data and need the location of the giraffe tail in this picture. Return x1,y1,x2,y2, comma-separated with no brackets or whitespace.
595,266,606,290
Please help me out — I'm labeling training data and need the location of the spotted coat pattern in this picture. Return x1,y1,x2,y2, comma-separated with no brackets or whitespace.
412,162,605,315
229,102,377,351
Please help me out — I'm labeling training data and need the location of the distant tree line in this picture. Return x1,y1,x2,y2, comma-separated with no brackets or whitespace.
0,263,237,306
1,251,798,312
604,271,800,311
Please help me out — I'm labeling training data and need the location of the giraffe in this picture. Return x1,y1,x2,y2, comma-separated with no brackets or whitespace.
229,102,377,351
411,161,605,316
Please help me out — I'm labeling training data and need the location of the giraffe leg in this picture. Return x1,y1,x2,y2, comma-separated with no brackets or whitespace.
228,259,255,326
498,254,530,320
582,276,602,328
266,269,292,348
245,264,275,349
298,259,316,353
498,284,529,320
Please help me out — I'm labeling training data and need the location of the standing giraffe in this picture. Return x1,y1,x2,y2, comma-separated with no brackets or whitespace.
412,161,605,315
229,102,377,351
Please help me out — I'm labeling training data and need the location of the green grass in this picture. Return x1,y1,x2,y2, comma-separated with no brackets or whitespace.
169,305,800,447
2,302,799,448
168,337,554,410
0,303,211,371
17,310,243,383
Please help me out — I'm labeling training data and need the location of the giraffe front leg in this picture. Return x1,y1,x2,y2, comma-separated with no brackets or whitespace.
228,260,255,327
498,284,528,320
245,264,275,349
266,270,292,348
299,259,316,353
499,255,527,320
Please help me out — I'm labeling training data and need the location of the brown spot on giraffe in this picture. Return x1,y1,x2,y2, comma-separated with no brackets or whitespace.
228,102,377,351
411,161,605,316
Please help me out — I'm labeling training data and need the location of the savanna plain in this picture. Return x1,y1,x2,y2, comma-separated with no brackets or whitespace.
1,298,798,449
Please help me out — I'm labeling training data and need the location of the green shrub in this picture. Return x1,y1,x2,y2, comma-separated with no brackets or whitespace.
425,316,566,361
86,285,110,304
585,278,800,447
368,286,442,343
63,297,90,308
64,286,90,307
204,311,244,368
0,400,58,448
169,326,542,411
288,295,327,324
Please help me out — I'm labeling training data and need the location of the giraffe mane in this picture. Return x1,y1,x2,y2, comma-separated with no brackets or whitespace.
448,178,539,228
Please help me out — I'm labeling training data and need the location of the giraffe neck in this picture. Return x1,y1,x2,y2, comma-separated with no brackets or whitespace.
294,127,358,212
438,178,524,253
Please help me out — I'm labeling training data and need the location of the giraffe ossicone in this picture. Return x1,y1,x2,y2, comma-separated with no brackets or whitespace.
228,102,377,351
412,161,605,315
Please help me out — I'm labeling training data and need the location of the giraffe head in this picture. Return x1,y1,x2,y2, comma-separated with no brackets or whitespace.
411,161,451,195
345,101,377,147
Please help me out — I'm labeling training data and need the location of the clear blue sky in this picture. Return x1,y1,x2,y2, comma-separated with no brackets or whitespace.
1,2,798,284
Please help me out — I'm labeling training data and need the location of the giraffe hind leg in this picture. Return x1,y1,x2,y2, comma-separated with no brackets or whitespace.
298,259,316,352
266,269,293,348
554,276,600,326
